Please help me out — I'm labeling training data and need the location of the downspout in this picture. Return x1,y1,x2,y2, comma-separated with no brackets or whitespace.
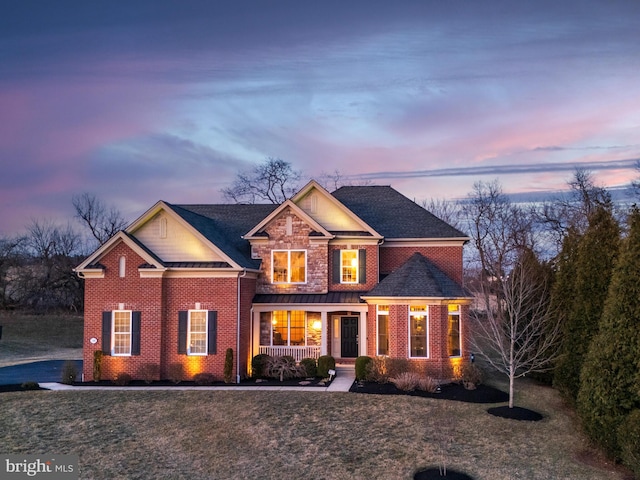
237,268,247,384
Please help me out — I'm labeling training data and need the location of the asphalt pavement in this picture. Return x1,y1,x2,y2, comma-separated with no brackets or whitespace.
0,360,83,385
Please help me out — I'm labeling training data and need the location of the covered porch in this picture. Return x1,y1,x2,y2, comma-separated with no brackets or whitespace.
251,292,369,365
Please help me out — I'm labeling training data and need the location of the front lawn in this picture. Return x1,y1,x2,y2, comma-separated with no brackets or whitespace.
0,380,628,480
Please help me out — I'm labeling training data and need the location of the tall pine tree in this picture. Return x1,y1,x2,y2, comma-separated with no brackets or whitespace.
577,207,640,460
553,206,620,404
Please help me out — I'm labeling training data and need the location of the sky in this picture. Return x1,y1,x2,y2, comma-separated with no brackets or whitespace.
1,0,640,236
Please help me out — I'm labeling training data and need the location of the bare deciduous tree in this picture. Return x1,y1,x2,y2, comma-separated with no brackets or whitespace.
0,235,25,308
222,157,302,204
470,250,561,408
73,193,128,247
421,198,462,230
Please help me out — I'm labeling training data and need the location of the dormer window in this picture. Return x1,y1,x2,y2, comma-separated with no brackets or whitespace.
272,250,306,284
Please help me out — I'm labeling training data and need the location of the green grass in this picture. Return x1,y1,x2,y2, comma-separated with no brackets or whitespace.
0,380,629,480
0,312,83,365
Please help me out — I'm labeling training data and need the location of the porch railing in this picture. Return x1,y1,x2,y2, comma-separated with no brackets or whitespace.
259,346,321,362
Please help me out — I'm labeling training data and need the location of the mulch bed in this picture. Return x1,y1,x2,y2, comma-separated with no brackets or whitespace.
414,467,475,480
350,381,509,404
67,376,332,388
487,405,543,421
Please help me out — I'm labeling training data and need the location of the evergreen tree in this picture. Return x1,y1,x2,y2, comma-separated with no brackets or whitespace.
553,206,620,404
577,207,640,459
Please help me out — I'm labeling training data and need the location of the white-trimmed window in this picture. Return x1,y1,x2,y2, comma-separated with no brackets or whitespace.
188,310,208,355
259,311,321,347
448,304,462,357
377,305,389,356
112,310,132,356
341,250,358,283
409,305,428,358
272,250,306,283
118,256,126,278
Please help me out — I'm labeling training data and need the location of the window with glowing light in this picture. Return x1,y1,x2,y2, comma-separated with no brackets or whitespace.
260,311,321,347
447,304,462,357
272,250,306,283
112,310,132,356
409,305,428,358
377,305,389,356
341,250,358,283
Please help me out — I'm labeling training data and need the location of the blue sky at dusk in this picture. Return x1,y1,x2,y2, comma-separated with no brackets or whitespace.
1,1,639,236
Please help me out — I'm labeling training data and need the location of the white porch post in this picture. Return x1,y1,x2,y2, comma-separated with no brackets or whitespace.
359,307,367,357
320,311,328,356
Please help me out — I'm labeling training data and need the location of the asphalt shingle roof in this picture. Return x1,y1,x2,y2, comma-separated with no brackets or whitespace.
365,253,469,298
253,292,366,304
332,185,468,239
168,203,277,269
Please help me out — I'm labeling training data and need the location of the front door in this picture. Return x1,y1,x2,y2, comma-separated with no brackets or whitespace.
341,316,359,358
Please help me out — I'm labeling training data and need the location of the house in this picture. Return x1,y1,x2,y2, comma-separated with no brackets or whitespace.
74,181,471,382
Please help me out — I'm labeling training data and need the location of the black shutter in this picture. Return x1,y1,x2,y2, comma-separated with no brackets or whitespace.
358,249,367,284
207,311,218,355
131,311,141,355
178,311,188,354
332,250,341,284
102,311,111,355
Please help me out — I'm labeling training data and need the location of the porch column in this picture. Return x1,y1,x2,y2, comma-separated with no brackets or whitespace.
359,308,367,357
320,311,328,356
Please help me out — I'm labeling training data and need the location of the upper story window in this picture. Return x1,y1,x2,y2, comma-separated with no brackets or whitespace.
272,250,306,284
341,250,358,283
118,256,126,278
332,249,366,285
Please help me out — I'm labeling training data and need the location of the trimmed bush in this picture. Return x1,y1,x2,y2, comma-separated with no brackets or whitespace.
458,363,484,390
385,358,411,379
167,363,184,384
299,357,317,378
61,361,78,385
251,354,271,378
618,409,640,477
139,363,160,384
193,372,216,386
114,372,132,386
366,356,390,383
355,356,372,381
93,350,103,382
317,355,335,379
224,348,234,383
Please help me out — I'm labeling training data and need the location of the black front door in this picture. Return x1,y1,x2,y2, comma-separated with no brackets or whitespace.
341,316,359,358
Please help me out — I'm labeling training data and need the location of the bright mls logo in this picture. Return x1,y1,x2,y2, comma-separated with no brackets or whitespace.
1,455,78,479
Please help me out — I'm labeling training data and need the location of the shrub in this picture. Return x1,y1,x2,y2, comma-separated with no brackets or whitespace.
618,409,640,477
224,348,234,383
251,354,271,378
458,362,484,390
266,355,301,382
299,357,317,378
193,372,216,386
167,363,184,384
366,356,390,383
21,381,40,390
418,376,440,393
61,361,78,385
317,355,336,378
93,350,103,382
139,363,160,384
386,358,411,379
355,356,372,381
390,371,421,392
114,372,132,386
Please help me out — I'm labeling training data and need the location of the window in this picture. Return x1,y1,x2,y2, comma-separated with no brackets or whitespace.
112,310,132,355
341,250,358,283
118,256,126,278
272,250,306,283
409,305,428,358
448,304,462,357
188,310,207,355
178,310,217,355
377,305,389,356
260,311,321,347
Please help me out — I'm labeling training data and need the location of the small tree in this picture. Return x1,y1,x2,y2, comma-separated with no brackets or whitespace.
222,157,302,204
471,249,561,408
224,348,234,383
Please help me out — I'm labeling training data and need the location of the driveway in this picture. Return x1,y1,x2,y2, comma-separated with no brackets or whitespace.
0,360,83,385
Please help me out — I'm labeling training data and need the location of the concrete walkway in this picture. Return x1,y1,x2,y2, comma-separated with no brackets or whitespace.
40,365,356,393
